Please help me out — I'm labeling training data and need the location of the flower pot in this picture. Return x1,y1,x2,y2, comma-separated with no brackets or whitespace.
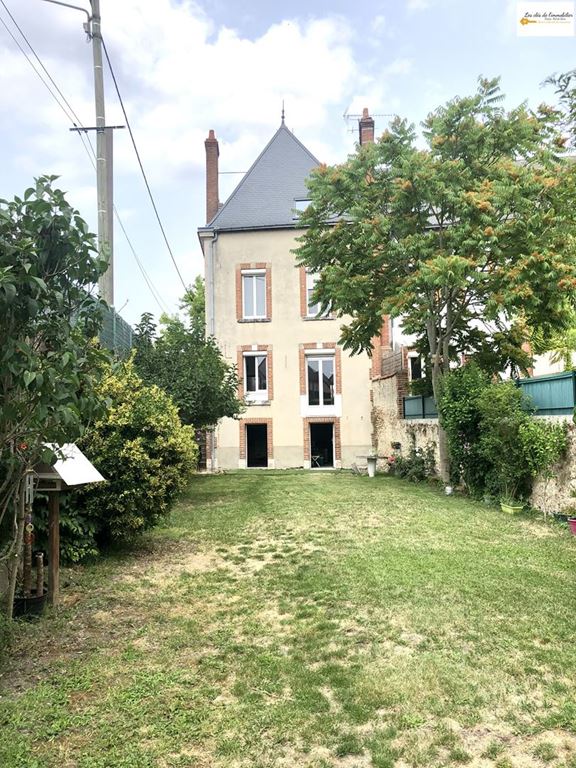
366,456,377,478
500,501,524,515
13,589,47,620
568,518,576,536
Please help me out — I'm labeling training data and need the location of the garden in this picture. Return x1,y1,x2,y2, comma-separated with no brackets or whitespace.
2,470,576,768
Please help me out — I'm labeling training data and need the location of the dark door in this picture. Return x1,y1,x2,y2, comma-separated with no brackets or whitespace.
247,424,268,467
310,423,334,468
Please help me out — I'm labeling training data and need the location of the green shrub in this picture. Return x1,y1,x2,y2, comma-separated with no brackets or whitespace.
33,494,99,564
477,381,534,500
390,443,436,482
440,366,568,502
438,363,492,494
73,360,198,546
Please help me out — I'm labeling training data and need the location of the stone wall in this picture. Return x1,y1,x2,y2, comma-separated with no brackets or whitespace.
531,417,576,515
371,373,441,471
371,374,576,515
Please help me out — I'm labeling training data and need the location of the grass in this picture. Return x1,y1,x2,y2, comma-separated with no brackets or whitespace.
1,470,576,767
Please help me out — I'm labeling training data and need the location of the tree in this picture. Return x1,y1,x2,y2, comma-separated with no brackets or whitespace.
0,177,110,617
134,311,243,428
295,78,576,480
180,275,205,333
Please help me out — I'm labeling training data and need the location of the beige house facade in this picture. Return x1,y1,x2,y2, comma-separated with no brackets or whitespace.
198,117,376,470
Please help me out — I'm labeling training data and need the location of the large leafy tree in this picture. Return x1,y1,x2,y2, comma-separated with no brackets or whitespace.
134,310,243,428
295,78,576,479
0,177,110,616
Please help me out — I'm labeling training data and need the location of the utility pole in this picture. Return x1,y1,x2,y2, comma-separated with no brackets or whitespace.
42,0,122,307
91,0,112,306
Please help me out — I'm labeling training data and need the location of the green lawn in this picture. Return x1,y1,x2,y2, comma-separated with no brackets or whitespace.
2,471,576,768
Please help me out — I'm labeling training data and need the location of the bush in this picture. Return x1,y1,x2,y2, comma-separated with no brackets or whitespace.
477,381,535,500
33,494,99,564
72,360,198,546
390,442,436,482
440,366,568,502
438,363,492,495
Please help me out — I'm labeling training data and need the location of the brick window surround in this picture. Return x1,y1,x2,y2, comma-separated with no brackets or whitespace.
303,417,341,462
239,418,273,460
299,342,342,397
236,263,272,321
237,345,273,401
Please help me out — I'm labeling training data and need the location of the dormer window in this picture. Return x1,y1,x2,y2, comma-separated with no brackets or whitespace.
293,199,311,218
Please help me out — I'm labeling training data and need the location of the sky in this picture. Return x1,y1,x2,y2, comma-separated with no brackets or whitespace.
1,0,575,327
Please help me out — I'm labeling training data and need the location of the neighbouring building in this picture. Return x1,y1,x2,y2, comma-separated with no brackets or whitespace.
197,114,378,469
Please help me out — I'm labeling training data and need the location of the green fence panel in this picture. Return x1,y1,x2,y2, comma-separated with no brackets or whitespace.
403,395,424,419
403,395,438,419
99,306,134,357
517,371,576,415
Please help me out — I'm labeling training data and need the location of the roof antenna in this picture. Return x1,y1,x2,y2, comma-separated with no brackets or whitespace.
281,100,285,124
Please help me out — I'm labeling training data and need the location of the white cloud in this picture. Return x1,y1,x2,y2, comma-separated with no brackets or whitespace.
406,0,431,11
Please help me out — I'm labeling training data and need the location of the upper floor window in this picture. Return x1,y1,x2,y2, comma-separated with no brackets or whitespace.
306,271,331,318
242,271,266,319
307,355,335,406
408,354,423,381
244,353,268,400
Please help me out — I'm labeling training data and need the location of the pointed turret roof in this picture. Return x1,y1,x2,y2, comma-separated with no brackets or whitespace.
206,122,320,231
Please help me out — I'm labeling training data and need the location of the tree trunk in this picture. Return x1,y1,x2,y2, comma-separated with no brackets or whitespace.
431,361,450,484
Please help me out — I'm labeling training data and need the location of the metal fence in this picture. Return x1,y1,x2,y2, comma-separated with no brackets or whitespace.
402,370,576,419
517,371,576,415
99,305,134,357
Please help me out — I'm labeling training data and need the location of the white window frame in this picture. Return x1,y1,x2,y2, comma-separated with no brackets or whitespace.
306,271,331,318
306,353,335,407
244,352,268,401
242,270,266,320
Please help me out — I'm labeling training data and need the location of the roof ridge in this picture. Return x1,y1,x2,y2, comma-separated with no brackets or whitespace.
207,123,320,229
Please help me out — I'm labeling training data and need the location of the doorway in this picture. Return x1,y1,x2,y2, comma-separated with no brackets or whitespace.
309,423,334,468
246,424,268,468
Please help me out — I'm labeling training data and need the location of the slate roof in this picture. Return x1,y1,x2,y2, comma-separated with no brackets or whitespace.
205,122,320,232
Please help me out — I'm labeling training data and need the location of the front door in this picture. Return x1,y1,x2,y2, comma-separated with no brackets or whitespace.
246,424,268,468
310,423,334,468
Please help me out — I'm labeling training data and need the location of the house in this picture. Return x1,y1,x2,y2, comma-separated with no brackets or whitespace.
197,114,377,469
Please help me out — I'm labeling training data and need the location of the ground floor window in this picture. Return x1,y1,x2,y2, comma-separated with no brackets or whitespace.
310,422,334,468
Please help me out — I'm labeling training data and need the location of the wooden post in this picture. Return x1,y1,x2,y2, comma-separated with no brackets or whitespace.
48,492,60,607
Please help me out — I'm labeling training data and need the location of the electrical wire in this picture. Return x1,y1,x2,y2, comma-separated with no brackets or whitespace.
101,36,189,292
0,0,171,314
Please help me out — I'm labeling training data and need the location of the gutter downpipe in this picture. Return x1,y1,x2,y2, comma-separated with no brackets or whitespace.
207,230,218,471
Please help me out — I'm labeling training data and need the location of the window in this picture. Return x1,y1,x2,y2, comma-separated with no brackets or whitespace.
408,355,423,381
306,271,330,318
293,198,311,218
307,355,335,406
244,353,267,400
242,271,266,319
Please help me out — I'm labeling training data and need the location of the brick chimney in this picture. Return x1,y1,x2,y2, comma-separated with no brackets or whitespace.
359,107,375,145
205,129,220,224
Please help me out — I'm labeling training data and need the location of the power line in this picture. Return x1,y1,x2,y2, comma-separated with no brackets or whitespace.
101,36,189,292
0,1,170,315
